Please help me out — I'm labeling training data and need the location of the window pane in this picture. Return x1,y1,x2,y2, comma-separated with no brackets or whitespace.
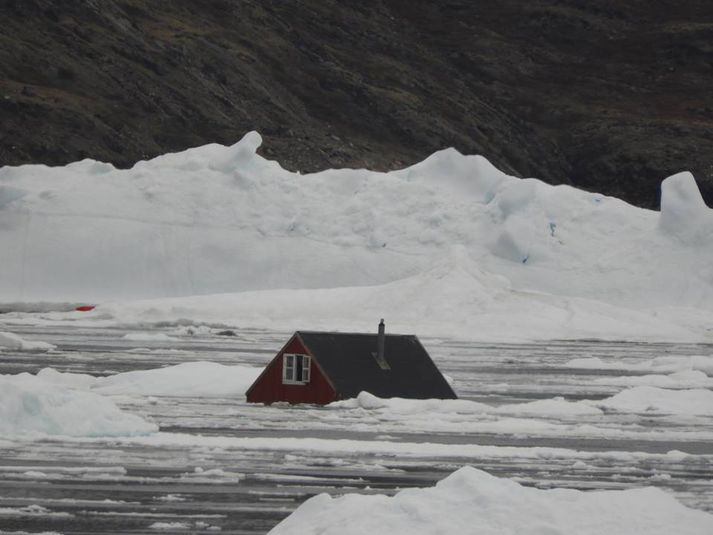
284,355,294,381
295,356,303,382
302,356,310,382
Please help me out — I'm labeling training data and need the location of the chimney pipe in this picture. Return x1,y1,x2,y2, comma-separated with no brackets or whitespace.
377,318,385,362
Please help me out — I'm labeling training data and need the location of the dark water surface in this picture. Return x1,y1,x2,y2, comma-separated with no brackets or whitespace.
1,324,712,534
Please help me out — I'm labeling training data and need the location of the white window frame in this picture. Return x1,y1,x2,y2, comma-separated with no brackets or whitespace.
282,353,311,385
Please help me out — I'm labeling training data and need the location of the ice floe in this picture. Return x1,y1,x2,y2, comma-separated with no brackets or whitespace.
35,361,261,398
335,388,713,418
269,466,713,534
0,331,55,352
0,372,157,437
565,355,713,374
597,386,713,416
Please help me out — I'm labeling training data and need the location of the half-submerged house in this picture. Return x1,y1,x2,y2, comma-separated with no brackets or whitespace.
246,320,457,404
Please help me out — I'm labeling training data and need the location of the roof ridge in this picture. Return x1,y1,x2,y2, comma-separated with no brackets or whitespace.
296,330,416,337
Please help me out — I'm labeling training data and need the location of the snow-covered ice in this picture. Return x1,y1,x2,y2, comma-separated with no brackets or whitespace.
591,370,713,389
1,132,713,341
269,466,713,535
336,388,713,418
0,373,157,437
0,331,55,352
0,361,259,436
122,332,180,342
0,504,73,518
597,386,713,416
149,521,190,530
37,361,261,398
566,355,713,375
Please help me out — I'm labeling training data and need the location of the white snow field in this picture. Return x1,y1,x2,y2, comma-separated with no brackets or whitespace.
1,132,713,341
269,466,713,535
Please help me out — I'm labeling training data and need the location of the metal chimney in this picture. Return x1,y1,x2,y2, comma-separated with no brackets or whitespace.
377,318,385,362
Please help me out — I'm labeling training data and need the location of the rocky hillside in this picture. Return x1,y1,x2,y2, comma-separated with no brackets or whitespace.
1,0,712,208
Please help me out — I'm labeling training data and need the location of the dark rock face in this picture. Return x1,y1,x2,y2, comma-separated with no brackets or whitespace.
1,0,711,208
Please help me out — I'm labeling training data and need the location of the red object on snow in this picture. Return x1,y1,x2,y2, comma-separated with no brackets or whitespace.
75,305,96,312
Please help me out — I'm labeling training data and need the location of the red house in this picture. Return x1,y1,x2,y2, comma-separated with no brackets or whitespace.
246,320,456,404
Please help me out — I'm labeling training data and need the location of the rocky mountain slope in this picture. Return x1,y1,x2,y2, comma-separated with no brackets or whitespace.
1,0,712,208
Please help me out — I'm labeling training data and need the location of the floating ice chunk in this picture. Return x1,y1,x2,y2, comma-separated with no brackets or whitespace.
495,396,603,417
331,387,713,423
269,466,713,535
593,370,713,389
565,355,713,375
597,386,713,415
31,362,261,398
0,331,55,352
0,504,73,518
92,361,261,397
123,332,179,342
149,522,191,530
333,392,495,415
0,373,157,437
659,171,711,242
155,494,187,502
37,367,97,389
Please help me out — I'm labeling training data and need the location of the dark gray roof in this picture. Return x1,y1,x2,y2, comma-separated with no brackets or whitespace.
296,331,457,400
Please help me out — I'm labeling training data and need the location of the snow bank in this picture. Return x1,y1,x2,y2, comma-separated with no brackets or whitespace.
3,131,713,341
0,373,157,437
0,331,55,352
269,466,713,535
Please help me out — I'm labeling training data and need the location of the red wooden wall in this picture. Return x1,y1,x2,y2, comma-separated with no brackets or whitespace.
246,335,337,404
